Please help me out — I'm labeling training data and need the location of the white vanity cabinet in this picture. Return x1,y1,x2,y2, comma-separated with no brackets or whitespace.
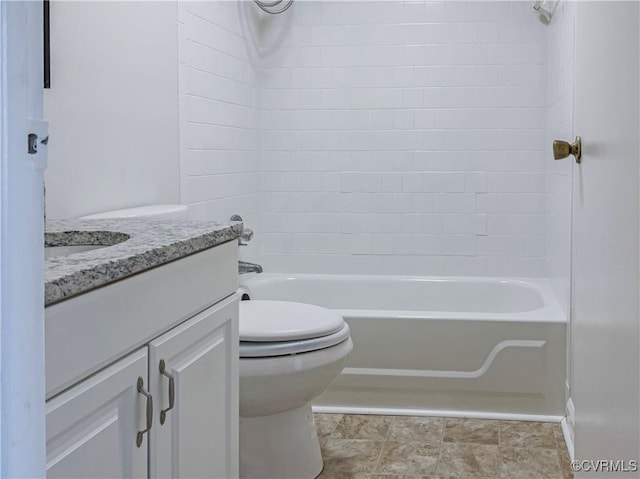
46,348,149,478
149,295,239,478
45,241,239,479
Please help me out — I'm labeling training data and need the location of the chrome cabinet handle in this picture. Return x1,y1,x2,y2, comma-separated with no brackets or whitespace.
136,377,153,447
159,360,175,425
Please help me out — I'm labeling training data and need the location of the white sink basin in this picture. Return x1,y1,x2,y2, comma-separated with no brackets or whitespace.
45,245,109,259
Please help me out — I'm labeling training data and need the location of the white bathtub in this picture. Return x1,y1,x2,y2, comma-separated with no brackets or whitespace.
239,274,567,421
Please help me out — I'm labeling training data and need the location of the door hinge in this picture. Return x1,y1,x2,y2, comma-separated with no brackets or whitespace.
27,133,49,155
27,133,38,154
27,120,50,170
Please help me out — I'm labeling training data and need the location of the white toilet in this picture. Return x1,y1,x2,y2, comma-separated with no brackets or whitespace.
79,205,353,478
239,300,352,479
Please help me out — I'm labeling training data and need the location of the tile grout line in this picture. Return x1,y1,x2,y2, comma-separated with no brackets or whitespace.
497,420,502,479
327,414,342,439
370,415,394,474
434,416,446,475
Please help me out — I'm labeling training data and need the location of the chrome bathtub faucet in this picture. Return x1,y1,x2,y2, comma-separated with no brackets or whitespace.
229,215,263,274
239,261,263,274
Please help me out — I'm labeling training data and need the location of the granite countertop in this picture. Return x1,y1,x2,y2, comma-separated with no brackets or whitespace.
45,219,242,306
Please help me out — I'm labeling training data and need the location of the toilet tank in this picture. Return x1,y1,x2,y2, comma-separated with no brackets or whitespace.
79,204,189,221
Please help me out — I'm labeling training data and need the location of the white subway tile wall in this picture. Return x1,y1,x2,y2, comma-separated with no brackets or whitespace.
257,1,548,275
177,0,573,282
178,1,261,238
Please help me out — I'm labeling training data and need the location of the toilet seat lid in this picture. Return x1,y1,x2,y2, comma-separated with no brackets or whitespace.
240,323,350,357
239,300,345,342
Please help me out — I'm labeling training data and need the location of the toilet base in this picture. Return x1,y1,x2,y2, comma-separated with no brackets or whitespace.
240,403,323,479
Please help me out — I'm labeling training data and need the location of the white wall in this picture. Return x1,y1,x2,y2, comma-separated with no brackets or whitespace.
178,1,261,231
255,1,549,276
44,1,180,219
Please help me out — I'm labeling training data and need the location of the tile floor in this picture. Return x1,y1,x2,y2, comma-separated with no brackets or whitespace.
314,414,573,479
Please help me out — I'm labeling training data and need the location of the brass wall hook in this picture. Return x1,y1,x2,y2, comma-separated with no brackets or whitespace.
553,136,582,163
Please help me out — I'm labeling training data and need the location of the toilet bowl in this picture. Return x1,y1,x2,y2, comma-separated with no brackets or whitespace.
239,300,353,479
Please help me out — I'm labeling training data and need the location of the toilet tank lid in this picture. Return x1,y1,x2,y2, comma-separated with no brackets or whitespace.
79,204,188,220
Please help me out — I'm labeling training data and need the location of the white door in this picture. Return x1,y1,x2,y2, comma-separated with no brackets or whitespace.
149,295,239,479
45,348,149,478
0,1,47,475
571,1,639,473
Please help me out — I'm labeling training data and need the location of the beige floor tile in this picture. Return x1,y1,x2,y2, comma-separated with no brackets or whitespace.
552,424,565,446
318,415,572,479
443,418,500,445
375,442,440,476
500,421,557,449
369,475,428,479
430,476,496,479
316,414,345,445
499,447,563,479
322,439,384,474
387,417,444,445
550,423,573,478
317,470,372,479
437,443,499,477
333,414,394,440
552,424,571,453
556,447,574,479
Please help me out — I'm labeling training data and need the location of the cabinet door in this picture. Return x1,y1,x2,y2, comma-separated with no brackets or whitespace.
149,294,239,479
46,348,149,478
